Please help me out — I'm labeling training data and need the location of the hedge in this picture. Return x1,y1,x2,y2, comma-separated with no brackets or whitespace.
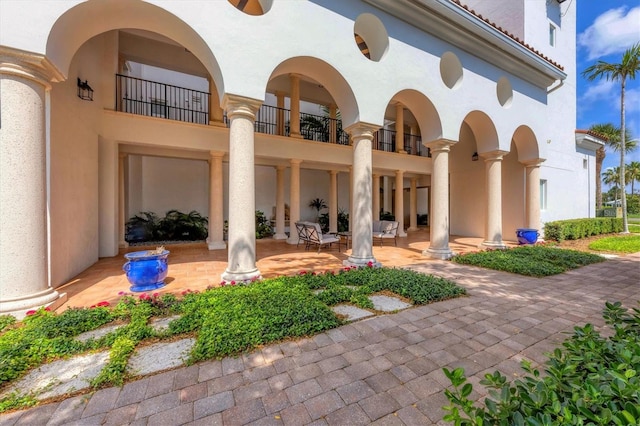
543,218,623,242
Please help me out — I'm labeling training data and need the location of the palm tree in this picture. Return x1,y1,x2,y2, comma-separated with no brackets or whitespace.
602,167,621,204
583,43,640,233
628,161,640,196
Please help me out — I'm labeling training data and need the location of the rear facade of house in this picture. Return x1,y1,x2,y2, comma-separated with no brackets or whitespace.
0,0,596,317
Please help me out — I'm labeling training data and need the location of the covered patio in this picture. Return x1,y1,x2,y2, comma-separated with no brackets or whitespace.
54,231,512,312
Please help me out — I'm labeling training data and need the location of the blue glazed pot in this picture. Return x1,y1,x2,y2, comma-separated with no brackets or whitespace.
516,228,539,245
123,250,170,292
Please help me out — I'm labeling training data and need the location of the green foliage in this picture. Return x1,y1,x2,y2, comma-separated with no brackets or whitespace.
0,392,37,412
589,234,640,253
185,280,340,361
0,315,16,333
91,336,136,388
380,211,395,221
255,210,273,239
452,245,604,277
125,210,208,243
544,218,623,242
627,194,640,214
442,301,640,425
318,208,350,233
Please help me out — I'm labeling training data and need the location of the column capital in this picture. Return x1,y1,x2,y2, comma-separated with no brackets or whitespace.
328,169,338,176
209,150,225,159
424,138,456,153
395,169,405,175
345,122,380,140
0,46,65,88
373,173,380,179
290,158,302,166
221,94,262,121
521,158,546,168
276,164,286,171
119,153,127,160
480,150,509,162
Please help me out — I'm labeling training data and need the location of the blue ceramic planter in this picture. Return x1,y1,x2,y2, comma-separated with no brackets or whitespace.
123,250,170,292
516,228,539,245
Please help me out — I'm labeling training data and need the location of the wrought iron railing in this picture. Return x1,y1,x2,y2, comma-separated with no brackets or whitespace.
116,74,210,125
116,75,428,157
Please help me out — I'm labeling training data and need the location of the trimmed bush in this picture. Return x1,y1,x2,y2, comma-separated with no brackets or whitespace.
543,218,623,242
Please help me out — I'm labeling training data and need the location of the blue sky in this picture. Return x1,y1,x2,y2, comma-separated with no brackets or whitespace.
576,0,640,174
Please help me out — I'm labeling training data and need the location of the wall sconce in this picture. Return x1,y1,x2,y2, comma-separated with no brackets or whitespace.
471,152,479,161
77,78,94,101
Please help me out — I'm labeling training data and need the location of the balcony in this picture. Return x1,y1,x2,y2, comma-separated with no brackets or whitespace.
115,74,429,157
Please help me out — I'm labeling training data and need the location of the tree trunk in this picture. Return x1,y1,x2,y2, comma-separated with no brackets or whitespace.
620,77,629,233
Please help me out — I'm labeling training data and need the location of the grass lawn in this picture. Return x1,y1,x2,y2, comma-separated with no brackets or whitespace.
451,245,605,277
589,234,640,253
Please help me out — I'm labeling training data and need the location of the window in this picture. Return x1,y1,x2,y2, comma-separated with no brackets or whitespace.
583,158,588,169
540,179,548,210
150,98,166,118
549,24,556,46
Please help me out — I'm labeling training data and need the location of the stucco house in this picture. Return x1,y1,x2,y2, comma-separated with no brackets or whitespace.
0,0,599,317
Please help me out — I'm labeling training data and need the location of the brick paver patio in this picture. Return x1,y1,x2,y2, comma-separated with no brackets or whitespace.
2,252,638,425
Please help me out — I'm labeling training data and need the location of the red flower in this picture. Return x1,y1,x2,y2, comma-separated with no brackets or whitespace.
299,270,307,275
96,301,110,307
231,281,236,286
152,293,159,298
367,261,374,267
44,306,51,311
26,310,36,316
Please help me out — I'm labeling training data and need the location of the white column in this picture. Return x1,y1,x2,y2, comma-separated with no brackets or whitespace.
408,177,418,231
395,170,407,237
372,174,380,221
274,165,287,240
383,176,392,213
423,139,456,259
220,95,262,282
348,166,354,232
345,123,379,267
207,151,226,249
287,159,302,244
481,150,508,249
329,170,338,233
289,74,302,138
98,138,119,258
395,103,405,153
0,49,64,318
118,153,128,248
275,91,285,136
524,159,545,234
329,104,337,144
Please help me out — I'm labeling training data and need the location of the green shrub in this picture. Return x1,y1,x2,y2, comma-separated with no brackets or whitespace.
544,218,623,242
452,246,604,277
187,280,340,361
255,210,273,239
442,301,640,425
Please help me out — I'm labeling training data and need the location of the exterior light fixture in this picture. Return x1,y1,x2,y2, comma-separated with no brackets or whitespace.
77,78,94,101
471,152,479,161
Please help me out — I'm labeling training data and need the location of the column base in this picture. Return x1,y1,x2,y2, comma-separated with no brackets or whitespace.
207,240,227,250
119,240,129,249
221,267,261,284
0,288,68,320
286,237,300,245
290,133,304,139
480,240,507,250
344,256,381,268
397,230,408,237
423,247,454,260
406,227,419,232
209,120,227,128
273,233,288,240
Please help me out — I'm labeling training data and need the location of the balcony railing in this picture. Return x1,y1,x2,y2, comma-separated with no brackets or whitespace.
116,74,428,157
116,74,210,125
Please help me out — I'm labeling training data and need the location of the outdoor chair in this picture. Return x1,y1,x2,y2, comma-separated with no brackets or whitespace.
372,220,399,246
295,221,342,253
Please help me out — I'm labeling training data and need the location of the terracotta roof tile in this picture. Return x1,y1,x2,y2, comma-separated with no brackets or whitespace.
576,129,609,141
451,0,564,71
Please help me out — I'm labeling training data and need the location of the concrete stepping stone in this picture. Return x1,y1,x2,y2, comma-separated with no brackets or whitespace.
369,295,412,312
332,304,374,322
0,351,109,401
127,338,195,376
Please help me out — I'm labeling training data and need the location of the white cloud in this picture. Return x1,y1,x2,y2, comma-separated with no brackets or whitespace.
581,79,616,104
578,6,640,60
626,87,640,114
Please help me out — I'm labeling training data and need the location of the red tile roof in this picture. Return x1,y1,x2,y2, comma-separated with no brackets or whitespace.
451,0,564,71
576,129,609,141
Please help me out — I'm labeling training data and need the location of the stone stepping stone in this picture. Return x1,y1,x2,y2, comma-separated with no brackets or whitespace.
369,295,412,312
75,323,124,343
127,338,196,376
0,351,109,401
150,315,181,332
332,304,374,322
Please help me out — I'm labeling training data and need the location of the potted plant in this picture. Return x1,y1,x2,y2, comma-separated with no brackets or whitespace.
309,198,328,221
123,246,170,292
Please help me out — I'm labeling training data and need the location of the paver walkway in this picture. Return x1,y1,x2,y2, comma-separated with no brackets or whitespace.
2,253,639,425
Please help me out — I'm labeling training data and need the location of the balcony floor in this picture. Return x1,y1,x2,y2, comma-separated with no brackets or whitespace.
54,229,513,311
